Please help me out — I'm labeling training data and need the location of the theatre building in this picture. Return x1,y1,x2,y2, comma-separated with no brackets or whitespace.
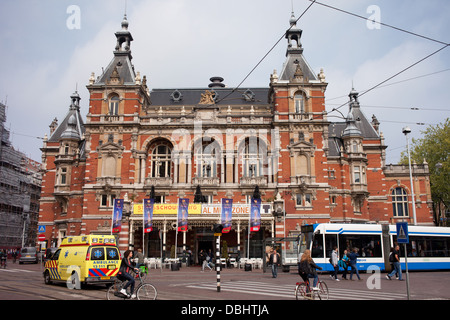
38,13,434,260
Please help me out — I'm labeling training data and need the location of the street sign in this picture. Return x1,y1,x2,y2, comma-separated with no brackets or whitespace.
38,225,46,233
38,234,46,241
396,222,409,244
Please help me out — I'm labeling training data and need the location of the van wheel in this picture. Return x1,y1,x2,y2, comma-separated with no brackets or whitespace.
69,271,81,290
44,271,52,285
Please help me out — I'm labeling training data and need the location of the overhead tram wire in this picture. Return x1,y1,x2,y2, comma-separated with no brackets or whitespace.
325,68,450,102
212,0,318,107
309,0,450,46
324,43,450,118
307,0,450,119
87,1,319,150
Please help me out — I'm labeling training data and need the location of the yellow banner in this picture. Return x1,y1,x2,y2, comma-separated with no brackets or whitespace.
133,203,202,215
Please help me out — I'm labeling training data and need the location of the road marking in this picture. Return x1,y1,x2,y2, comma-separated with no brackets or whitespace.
0,268,37,273
186,280,408,300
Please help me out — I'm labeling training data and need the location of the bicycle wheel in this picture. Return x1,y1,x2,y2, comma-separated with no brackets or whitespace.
139,269,147,281
317,281,329,300
107,280,127,300
136,283,157,300
295,283,312,300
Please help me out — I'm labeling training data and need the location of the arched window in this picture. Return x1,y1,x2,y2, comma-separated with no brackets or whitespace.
109,95,119,115
392,187,409,217
150,144,172,178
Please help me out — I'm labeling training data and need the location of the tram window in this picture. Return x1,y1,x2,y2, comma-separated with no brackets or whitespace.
325,234,337,258
311,234,324,258
397,236,450,257
339,235,382,258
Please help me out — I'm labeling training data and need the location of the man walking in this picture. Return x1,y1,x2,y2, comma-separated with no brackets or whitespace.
269,248,281,278
386,245,403,281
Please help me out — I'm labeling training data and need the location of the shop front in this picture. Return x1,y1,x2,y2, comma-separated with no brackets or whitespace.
127,203,274,264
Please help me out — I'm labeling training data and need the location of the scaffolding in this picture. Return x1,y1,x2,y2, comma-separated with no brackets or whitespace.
0,102,41,248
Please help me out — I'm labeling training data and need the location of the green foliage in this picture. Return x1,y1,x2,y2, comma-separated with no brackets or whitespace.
400,119,449,222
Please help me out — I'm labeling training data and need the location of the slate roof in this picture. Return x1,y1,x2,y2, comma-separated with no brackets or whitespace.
327,104,381,157
150,87,271,106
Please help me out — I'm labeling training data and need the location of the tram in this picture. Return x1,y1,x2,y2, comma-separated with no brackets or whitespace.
298,223,450,271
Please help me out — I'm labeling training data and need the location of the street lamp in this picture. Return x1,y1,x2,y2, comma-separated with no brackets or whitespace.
402,126,417,225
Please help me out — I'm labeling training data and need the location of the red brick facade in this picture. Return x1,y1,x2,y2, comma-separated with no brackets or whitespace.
38,14,434,257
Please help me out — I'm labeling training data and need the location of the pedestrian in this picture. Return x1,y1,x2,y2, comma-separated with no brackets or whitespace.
269,248,281,278
134,248,144,268
386,245,403,281
348,248,361,280
330,246,340,281
339,249,349,280
201,250,212,272
298,249,322,290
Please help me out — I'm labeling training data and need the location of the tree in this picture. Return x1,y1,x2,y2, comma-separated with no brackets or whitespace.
400,118,449,225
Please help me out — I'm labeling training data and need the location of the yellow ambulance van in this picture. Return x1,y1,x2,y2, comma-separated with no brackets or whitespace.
43,235,121,288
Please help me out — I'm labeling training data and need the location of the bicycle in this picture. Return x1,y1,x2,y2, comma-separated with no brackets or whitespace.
107,272,157,300
135,264,148,281
295,272,329,300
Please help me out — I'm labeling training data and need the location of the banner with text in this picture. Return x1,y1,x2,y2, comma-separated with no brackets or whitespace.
178,198,189,232
112,199,124,233
221,198,233,233
250,198,261,232
143,198,154,233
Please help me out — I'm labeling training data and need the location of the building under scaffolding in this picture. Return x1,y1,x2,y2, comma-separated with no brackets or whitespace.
0,102,42,249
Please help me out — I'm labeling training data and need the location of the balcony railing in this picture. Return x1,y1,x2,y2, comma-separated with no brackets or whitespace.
193,177,220,186
144,177,172,187
240,176,267,187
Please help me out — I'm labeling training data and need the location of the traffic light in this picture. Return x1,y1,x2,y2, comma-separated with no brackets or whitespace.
213,224,223,235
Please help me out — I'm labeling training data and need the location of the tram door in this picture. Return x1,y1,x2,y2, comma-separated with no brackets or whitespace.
325,234,338,258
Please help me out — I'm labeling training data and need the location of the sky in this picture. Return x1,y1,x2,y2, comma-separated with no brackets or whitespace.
0,0,449,164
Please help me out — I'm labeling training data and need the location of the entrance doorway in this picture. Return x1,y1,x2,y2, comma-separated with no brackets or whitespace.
195,227,214,264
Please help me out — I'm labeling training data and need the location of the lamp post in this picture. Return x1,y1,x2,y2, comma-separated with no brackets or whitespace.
402,126,417,225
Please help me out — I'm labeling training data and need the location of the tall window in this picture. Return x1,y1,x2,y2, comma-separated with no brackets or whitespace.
392,187,409,217
241,137,265,177
59,167,67,185
151,144,172,178
195,140,219,178
109,95,119,115
352,165,366,184
294,92,304,113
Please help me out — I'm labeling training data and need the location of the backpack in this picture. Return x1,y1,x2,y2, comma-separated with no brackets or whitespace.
299,260,311,274
389,252,395,262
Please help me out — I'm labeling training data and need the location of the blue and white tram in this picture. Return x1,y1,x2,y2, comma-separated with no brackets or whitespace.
299,223,450,271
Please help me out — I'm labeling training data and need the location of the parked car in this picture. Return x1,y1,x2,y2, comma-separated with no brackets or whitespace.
19,247,38,264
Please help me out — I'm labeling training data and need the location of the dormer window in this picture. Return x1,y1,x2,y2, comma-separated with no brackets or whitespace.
242,89,255,102
170,90,183,102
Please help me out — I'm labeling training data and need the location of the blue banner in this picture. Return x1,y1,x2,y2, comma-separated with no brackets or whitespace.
143,198,154,233
112,199,124,233
221,198,233,233
250,198,261,232
178,198,189,232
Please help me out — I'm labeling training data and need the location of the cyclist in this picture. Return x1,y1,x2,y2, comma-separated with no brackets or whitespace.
118,249,139,298
298,249,322,290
